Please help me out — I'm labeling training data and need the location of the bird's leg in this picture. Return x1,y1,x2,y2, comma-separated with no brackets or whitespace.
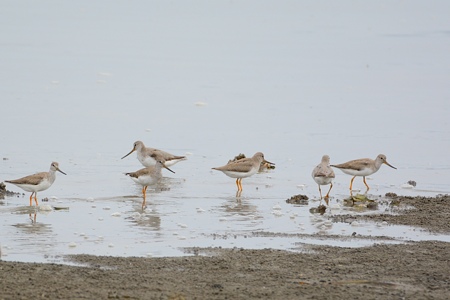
324,183,333,206
29,193,34,206
142,186,148,209
363,176,370,191
142,186,147,209
142,186,148,200
235,178,243,192
349,176,356,191
318,185,323,200
325,183,333,199
34,193,39,206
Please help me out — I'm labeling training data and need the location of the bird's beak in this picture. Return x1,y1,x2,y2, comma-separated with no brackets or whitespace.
263,159,275,166
163,163,175,174
384,161,397,169
121,147,136,159
57,168,67,175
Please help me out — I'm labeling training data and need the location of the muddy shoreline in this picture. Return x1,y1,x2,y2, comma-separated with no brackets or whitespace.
1,194,449,299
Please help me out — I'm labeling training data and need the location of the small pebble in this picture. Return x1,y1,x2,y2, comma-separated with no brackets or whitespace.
272,204,282,210
401,183,414,189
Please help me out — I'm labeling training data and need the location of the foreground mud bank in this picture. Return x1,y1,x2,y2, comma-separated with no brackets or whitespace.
0,195,449,299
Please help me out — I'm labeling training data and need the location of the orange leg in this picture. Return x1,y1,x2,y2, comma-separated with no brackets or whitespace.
142,186,148,200
362,176,370,191
142,186,148,209
325,183,333,199
349,176,356,191
324,183,333,206
235,179,242,192
34,193,39,206
235,178,243,192
318,185,323,200
29,193,34,206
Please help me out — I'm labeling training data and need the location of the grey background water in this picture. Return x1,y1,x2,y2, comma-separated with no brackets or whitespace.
1,1,449,263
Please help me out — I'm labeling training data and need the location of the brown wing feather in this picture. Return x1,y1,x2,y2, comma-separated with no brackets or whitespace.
331,159,371,171
149,149,185,161
213,158,254,172
126,167,155,178
6,172,46,185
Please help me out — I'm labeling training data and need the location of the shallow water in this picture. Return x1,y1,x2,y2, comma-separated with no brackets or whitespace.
1,1,450,263
2,179,449,263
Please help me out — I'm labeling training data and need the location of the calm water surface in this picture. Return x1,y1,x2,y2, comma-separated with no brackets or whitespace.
1,1,449,263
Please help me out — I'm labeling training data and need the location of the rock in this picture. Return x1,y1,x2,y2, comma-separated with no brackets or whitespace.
286,194,309,205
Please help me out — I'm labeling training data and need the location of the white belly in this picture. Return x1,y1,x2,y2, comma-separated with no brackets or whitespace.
13,179,52,193
340,167,375,177
138,155,157,167
221,167,258,179
131,174,160,186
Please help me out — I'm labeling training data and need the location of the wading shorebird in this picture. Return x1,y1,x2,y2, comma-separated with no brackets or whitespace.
212,152,274,195
121,141,186,167
331,154,396,192
125,160,175,209
312,155,335,203
5,162,67,206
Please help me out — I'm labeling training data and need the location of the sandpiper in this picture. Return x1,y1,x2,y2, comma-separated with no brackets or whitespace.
125,160,174,208
312,155,335,202
121,141,186,167
5,162,66,206
212,152,273,193
331,154,396,191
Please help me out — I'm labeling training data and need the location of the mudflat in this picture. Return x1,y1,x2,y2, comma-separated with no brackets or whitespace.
1,195,449,299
